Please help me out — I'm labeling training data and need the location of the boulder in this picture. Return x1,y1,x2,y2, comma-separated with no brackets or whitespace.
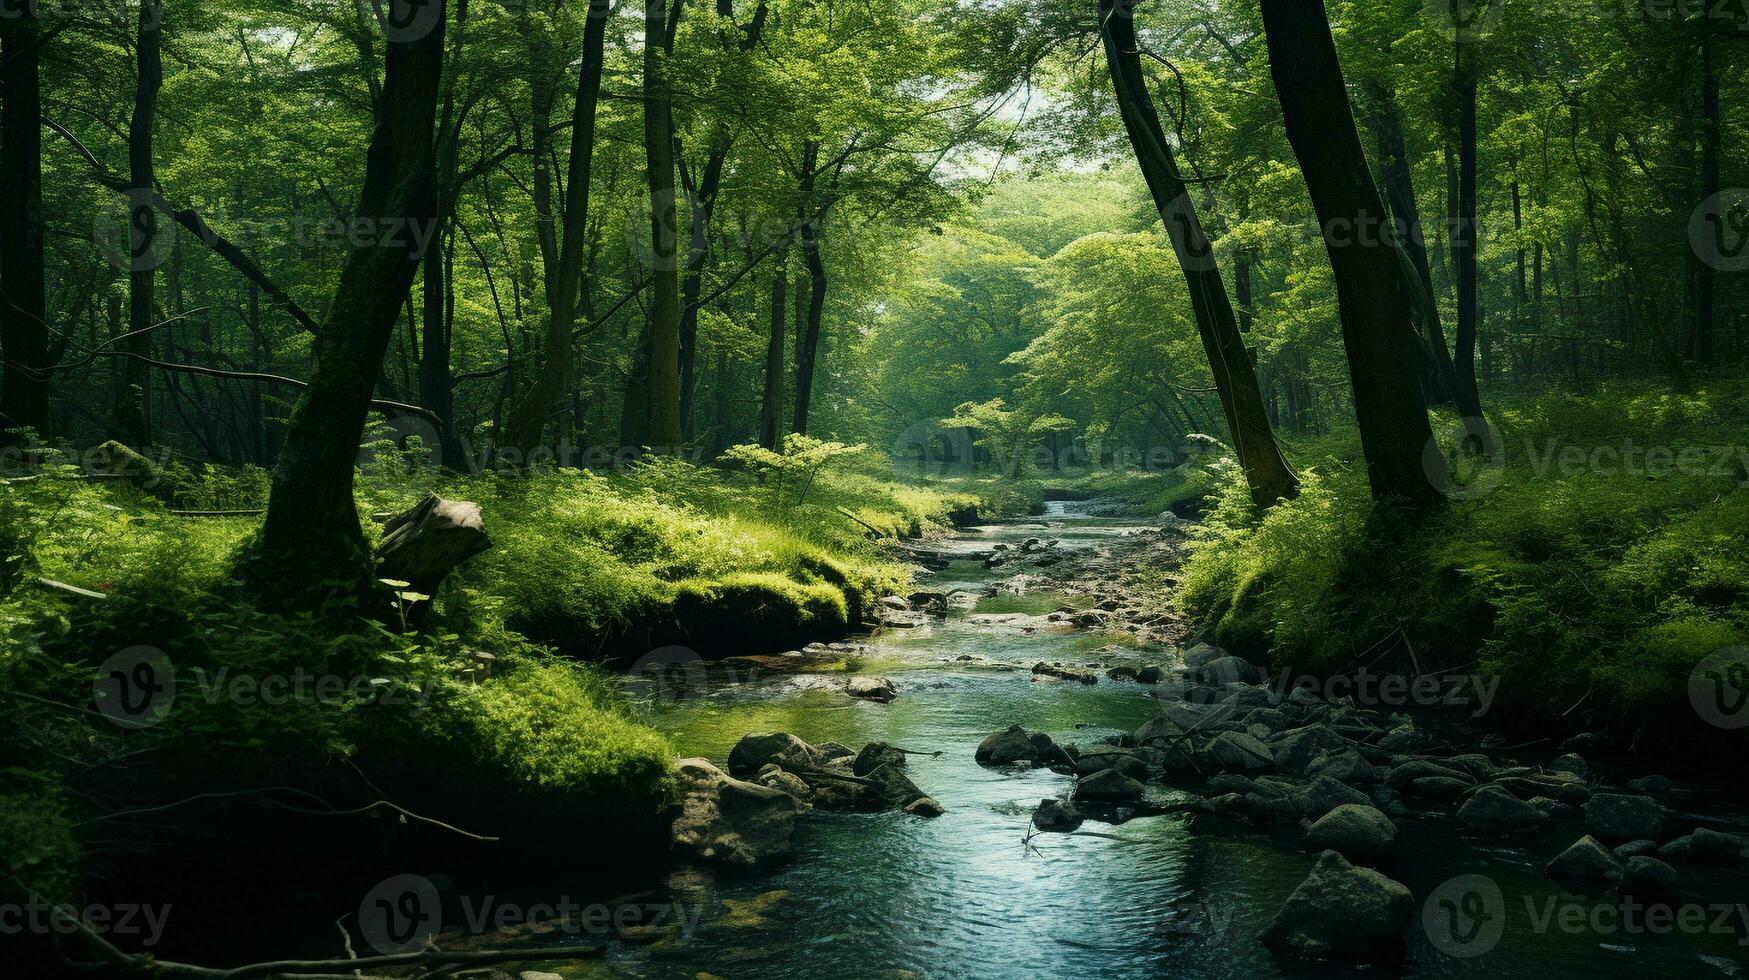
1584,793,1665,842
1547,753,1593,782
1457,785,1552,838
1209,732,1275,772
1031,661,1097,684
1198,655,1261,686
373,494,493,598
1074,768,1147,802
671,758,795,867
860,763,929,810
1614,839,1659,859
1304,805,1398,863
1180,643,1228,669
1073,745,1148,780
852,742,907,776
1657,828,1749,866
1258,851,1412,961
1620,856,1680,897
1301,776,1371,820
754,766,815,811
974,725,1068,767
1033,798,1083,833
846,676,898,703
904,796,945,818
1407,776,1472,800
1547,835,1624,884
727,732,820,779
1384,759,1474,791
1129,713,1185,748
1272,727,1348,774
1308,750,1378,787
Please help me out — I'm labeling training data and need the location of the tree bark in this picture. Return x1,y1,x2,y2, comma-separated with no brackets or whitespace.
1696,33,1719,363
501,0,611,460
120,0,164,448
1453,38,1482,411
251,0,447,592
1259,0,1442,506
636,0,685,449
0,12,49,441
758,254,788,449
790,144,827,438
1100,0,1297,508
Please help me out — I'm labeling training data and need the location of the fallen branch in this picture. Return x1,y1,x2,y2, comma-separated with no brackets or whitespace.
836,506,887,538
36,577,107,600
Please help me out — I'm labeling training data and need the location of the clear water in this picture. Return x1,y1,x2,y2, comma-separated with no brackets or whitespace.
555,507,1749,979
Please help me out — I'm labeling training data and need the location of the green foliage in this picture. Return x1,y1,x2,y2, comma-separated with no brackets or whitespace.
1178,379,1749,728
720,435,867,511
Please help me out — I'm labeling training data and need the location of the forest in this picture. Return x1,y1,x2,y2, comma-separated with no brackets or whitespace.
2,0,1747,976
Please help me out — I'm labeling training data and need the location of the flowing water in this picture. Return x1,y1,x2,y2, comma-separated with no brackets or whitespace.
574,505,1747,980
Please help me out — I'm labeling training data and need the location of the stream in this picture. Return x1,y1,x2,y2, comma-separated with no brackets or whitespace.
570,504,1747,980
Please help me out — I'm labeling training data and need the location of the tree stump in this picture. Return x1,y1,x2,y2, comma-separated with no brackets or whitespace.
372,494,493,596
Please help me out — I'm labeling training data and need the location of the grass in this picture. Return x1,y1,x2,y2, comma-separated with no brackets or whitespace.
1175,375,1749,749
0,447,1004,907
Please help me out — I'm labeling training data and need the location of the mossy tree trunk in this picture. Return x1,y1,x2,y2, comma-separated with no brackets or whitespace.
636,0,685,450
253,1,448,592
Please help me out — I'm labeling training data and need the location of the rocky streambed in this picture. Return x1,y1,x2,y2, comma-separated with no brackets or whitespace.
483,501,1749,978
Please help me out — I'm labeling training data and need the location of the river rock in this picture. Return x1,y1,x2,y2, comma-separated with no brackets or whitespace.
975,725,1068,767
1384,759,1473,791
1547,753,1593,782
672,758,796,867
1304,804,1398,862
1128,713,1185,748
1457,785,1552,837
1613,839,1659,859
852,742,906,776
727,732,820,778
1658,828,1749,866
1547,835,1624,884
1584,793,1665,842
1308,750,1378,786
1272,727,1347,774
1209,731,1274,772
1620,856,1680,897
1197,655,1261,686
904,796,945,818
1300,775,1370,820
1180,642,1227,669
1031,661,1097,684
755,765,815,811
1406,776,1472,800
1074,768,1147,802
1073,745,1148,780
861,762,930,811
846,676,898,703
1258,851,1412,961
1033,798,1083,832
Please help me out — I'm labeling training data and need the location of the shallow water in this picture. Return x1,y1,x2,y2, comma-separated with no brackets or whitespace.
602,506,1748,980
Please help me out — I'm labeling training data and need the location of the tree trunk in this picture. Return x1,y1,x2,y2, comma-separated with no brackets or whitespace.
1101,0,1297,508
790,143,827,438
1366,84,1477,420
0,12,49,441
758,255,788,449
501,0,611,460
1259,0,1442,506
120,0,164,448
251,0,447,593
1453,38,1482,411
1696,33,1719,363
635,0,685,450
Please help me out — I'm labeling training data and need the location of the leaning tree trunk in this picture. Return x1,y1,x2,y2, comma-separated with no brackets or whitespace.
120,0,163,448
1100,0,1297,508
500,0,611,461
0,12,49,441
636,0,685,450
251,1,447,593
1259,0,1442,507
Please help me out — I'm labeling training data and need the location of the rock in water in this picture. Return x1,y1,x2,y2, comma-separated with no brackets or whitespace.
1457,785,1552,838
1209,731,1275,772
1259,851,1412,961
1033,798,1083,832
1584,793,1666,842
975,725,1067,766
1074,768,1147,802
1658,828,1749,866
1547,835,1625,884
904,796,945,817
727,732,820,778
846,676,898,703
373,494,493,596
671,758,795,867
852,741,907,776
1620,856,1680,897
1304,805,1398,863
